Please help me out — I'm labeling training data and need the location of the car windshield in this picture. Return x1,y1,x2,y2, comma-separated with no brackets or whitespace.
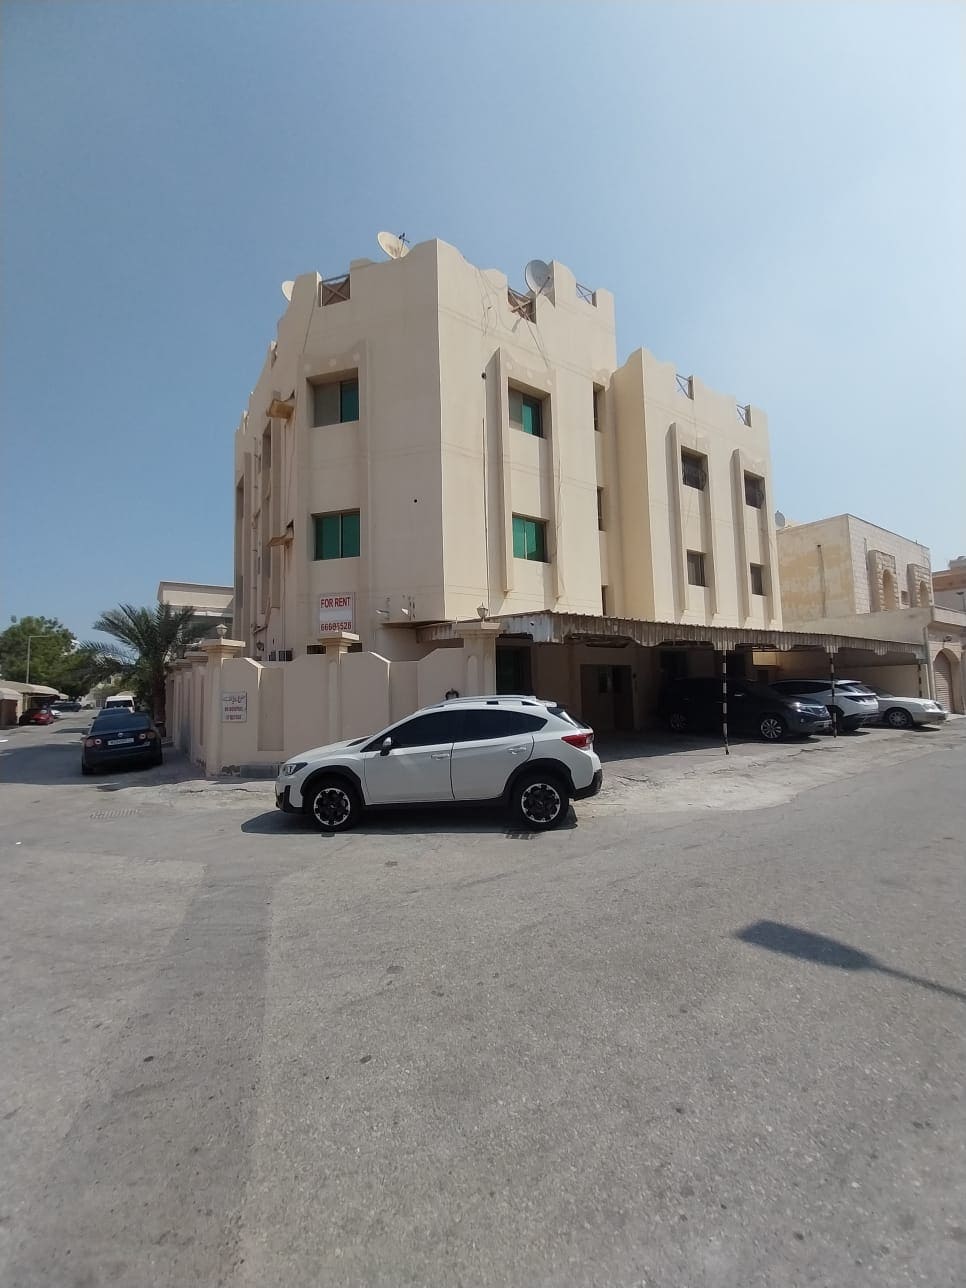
91,713,152,732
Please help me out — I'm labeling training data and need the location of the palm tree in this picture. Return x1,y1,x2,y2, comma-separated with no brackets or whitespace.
80,604,212,725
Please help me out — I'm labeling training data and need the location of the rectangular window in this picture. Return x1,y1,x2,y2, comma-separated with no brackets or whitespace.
744,472,765,508
681,449,707,490
313,510,361,560
512,515,548,562
750,563,765,596
509,388,544,437
593,386,603,432
311,376,359,427
601,585,610,615
687,550,707,587
597,488,605,531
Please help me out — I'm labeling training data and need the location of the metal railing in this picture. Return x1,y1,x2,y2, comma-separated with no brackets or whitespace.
506,286,535,322
675,373,694,398
576,282,597,305
319,273,350,306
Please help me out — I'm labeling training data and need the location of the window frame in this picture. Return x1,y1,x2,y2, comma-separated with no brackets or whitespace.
750,563,766,596
310,375,360,428
744,472,765,509
512,514,549,563
681,449,708,491
312,509,361,561
509,387,545,438
686,549,707,587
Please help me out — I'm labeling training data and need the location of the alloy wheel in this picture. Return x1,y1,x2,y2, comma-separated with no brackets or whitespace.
520,781,562,825
313,786,352,828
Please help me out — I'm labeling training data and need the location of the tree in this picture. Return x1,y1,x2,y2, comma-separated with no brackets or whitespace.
79,604,212,724
46,648,117,699
0,616,74,685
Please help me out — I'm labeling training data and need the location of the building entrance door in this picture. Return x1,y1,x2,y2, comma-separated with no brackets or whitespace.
580,664,633,733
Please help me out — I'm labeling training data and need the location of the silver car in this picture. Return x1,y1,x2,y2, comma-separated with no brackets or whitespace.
769,679,880,732
867,688,947,729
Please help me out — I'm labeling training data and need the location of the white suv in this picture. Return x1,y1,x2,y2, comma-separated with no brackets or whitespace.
275,695,603,832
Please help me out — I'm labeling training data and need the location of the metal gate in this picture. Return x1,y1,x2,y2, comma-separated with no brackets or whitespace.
934,652,953,709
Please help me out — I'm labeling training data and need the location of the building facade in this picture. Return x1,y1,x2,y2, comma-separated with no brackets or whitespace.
932,555,966,612
158,581,234,637
233,237,780,667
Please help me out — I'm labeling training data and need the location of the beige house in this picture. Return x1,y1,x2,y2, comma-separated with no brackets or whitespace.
777,514,966,711
167,239,931,773
158,581,233,637
932,556,966,612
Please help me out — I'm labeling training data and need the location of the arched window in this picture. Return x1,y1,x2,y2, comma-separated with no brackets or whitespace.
918,579,930,606
881,569,897,610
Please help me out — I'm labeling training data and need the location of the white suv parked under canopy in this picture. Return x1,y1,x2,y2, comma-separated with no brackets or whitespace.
276,696,603,832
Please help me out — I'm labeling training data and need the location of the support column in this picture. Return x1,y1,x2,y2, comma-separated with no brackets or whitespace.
453,620,501,696
827,647,838,738
318,630,359,743
199,628,247,775
718,647,730,756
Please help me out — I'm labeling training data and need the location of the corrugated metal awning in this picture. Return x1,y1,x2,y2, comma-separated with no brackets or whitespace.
418,611,924,660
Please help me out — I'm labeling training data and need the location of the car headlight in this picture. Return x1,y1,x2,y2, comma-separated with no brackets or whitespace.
789,701,806,711
280,761,307,777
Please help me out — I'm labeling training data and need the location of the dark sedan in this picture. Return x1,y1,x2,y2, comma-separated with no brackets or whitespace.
81,712,163,775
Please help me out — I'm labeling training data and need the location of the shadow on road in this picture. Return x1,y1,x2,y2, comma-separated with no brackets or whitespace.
735,918,966,1003
241,804,578,839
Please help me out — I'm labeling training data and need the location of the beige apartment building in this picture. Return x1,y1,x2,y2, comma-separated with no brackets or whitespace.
158,581,234,635
932,555,966,612
777,514,965,711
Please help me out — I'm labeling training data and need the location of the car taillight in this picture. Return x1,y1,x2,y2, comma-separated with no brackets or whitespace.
84,737,102,747
562,731,594,750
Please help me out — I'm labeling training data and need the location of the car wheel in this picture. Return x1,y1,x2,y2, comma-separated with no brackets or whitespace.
667,711,689,733
512,771,570,830
307,777,362,832
759,714,787,742
884,707,913,730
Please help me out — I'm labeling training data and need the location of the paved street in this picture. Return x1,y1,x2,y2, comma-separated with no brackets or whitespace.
1,715,964,1287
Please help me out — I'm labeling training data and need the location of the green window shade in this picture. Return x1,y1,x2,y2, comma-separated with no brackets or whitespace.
512,516,547,562
528,520,546,561
521,397,542,437
316,514,341,560
340,380,359,422
512,515,527,559
341,510,360,557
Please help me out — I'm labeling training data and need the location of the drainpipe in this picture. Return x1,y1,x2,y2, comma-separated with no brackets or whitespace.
923,625,936,701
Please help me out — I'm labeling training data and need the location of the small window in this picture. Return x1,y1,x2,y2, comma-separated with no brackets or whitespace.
686,550,707,586
744,472,765,508
376,711,462,750
512,515,548,562
750,563,765,596
509,388,544,437
900,590,909,606
597,488,605,531
311,377,359,427
313,510,361,560
593,386,603,432
681,449,707,490
458,710,546,741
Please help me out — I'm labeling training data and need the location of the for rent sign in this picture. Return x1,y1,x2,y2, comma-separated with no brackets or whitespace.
319,592,355,634
221,692,248,723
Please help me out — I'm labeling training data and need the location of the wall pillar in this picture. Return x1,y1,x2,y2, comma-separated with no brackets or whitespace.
454,621,501,695
319,631,359,743
199,632,247,774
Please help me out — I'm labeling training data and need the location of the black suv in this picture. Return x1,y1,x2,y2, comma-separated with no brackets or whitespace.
657,677,832,742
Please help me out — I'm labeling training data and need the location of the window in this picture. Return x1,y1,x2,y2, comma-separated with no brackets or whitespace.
512,515,548,562
509,388,544,437
374,711,463,750
901,590,909,606
597,488,605,531
593,386,603,432
744,472,765,508
458,710,547,740
311,377,359,427
313,510,361,560
601,585,610,615
686,550,707,586
750,563,765,596
681,449,707,490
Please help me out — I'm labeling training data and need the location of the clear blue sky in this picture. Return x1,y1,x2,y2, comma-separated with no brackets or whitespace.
2,0,963,640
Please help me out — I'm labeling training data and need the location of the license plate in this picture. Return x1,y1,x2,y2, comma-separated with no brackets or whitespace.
107,737,135,746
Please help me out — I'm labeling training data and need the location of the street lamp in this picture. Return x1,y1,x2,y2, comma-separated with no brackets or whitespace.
24,634,52,687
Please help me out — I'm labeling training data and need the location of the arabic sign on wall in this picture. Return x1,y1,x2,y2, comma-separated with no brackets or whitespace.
221,692,248,722
319,592,355,634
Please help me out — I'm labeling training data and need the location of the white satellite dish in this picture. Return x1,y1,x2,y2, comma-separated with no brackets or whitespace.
775,510,786,530
281,280,294,301
524,258,552,294
377,231,410,259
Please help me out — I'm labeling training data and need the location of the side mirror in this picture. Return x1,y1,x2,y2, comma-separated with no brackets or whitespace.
380,736,393,756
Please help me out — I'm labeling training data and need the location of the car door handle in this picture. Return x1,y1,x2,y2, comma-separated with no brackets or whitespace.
430,752,449,760
507,745,528,755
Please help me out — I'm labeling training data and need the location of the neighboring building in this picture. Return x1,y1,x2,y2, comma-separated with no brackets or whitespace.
933,555,966,612
157,581,233,637
233,237,780,667
777,515,965,712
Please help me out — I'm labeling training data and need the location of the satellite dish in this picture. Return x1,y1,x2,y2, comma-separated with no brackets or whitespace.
524,259,552,294
775,510,786,530
377,231,409,259
281,280,294,301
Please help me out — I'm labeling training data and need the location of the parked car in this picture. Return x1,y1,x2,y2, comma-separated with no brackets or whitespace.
51,700,82,713
657,677,832,742
276,695,602,832
18,707,56,727
865,687,948,729
769,679,880,732
102,694,136,715
81,711,163,774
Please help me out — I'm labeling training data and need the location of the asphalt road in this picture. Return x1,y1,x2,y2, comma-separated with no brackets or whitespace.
1,715,964,1287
